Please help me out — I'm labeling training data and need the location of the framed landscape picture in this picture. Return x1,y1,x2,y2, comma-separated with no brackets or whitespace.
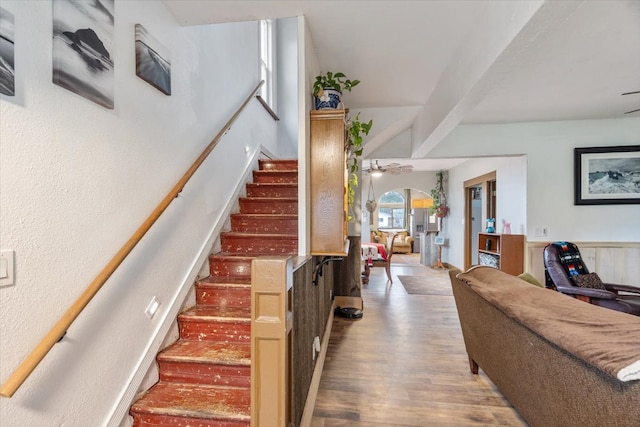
52,0,114,109
574,145,640,205
0,6,15,96
135,24,171,95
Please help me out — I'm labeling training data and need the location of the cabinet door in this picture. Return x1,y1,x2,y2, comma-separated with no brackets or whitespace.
310,110,348,255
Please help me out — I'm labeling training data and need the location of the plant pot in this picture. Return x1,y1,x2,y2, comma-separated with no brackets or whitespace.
365,200,377,213
435,206,449,218
314,88,342,110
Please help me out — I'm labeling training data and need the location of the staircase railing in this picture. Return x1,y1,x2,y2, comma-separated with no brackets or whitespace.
0,80,265,399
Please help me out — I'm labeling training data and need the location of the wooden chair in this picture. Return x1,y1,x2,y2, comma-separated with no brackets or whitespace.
364,233,398,283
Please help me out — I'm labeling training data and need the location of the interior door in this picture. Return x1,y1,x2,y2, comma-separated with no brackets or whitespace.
470,186,482,264
464,172,497,269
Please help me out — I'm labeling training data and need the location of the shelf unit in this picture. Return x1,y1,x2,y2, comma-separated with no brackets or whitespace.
477,233,524,275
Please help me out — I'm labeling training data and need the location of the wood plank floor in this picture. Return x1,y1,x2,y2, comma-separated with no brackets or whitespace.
310,254,527,427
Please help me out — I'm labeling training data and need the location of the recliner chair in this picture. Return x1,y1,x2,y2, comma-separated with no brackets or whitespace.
543,241,640,316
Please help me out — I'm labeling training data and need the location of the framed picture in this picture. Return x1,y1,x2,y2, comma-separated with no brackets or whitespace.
0,6,15,97
135,24,171,95
52,0,115,109
574,145,640,205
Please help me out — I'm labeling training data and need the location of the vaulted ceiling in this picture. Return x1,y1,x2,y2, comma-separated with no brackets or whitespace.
164,0,640,171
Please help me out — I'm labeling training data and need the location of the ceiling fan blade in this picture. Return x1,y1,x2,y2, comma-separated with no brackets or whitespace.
624,108,640,114
621,91,640,95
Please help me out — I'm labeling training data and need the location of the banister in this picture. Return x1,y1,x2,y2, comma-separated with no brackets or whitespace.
0,80,265,399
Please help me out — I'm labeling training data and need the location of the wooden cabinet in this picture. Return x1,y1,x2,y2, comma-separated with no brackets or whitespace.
477,233,524,275
310,110,348,256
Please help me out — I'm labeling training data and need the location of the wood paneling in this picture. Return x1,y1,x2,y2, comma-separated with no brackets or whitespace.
526,242,640,286
292,258,334,427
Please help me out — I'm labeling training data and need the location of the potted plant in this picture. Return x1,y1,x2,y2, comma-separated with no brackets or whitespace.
430,170,449,218
313,71,360,110
345,113,372,219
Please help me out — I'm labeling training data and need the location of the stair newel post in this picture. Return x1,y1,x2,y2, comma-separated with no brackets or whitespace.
251,256,293,427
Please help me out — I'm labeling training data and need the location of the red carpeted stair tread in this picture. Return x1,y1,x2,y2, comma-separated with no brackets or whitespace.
198,276,252,285
246,183,297,198
195,279,251,307
159,340,250,365
179,306,251,322
258,159,298,171
131,382,250,422
230,213,298,234
251,170,297,184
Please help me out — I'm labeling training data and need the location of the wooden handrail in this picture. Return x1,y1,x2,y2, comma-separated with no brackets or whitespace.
0,80,265,398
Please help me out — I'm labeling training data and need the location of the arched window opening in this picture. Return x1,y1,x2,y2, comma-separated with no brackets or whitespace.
378,190,406,229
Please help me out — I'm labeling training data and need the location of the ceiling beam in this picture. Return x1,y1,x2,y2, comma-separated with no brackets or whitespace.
411,0,584,158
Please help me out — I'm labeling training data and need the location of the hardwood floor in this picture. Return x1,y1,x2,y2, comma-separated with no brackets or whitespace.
310,254,527,427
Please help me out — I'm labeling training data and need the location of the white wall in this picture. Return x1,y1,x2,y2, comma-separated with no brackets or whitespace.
430,117,640,269
445,156,527,269
276,17,299,158
298,16,320,255
0,1,278,425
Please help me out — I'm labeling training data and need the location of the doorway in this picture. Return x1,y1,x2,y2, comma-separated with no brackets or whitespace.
464,172,496,269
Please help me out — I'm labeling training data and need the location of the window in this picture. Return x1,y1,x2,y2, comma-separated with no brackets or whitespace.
259,19,274,109
378,191,406,229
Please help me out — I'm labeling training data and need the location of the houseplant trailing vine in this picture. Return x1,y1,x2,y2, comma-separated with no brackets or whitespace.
346,113,373,220
431,170,449,218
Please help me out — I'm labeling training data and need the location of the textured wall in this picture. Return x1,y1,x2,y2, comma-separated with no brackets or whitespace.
0,1,278,425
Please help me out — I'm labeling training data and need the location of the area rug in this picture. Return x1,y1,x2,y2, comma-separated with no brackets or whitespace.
397,275,453,296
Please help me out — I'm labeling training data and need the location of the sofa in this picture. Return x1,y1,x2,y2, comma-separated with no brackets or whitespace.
449,266,640,427
371,230,413,254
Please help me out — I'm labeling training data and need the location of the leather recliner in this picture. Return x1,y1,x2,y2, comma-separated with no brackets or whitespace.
543,242,640,316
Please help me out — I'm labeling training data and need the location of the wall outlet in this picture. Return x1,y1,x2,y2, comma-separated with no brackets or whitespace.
145,296,161,319
535,227,548,237
312,336,321,361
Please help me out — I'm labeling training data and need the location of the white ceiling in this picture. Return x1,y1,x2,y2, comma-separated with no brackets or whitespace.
163,0,640,171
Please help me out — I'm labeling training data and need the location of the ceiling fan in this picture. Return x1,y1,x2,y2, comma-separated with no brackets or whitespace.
622,91,640,115
363,160,414,175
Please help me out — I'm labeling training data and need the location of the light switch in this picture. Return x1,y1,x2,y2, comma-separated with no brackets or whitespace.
0,250,15,287
0,258,7,278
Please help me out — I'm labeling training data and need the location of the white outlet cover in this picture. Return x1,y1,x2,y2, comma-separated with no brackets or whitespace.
145,296,160,319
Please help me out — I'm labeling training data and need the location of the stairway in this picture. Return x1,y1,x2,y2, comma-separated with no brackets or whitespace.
130,159,298,427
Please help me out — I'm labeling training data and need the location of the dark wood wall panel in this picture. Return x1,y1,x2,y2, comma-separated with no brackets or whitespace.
291,257,334,426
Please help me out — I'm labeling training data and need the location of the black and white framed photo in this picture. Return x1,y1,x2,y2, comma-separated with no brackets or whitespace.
52,0,114,109
135,24,171,95
0,6,15,97
574,145,640,205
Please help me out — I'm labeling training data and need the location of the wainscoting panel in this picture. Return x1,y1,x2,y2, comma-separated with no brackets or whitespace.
526,242,640,287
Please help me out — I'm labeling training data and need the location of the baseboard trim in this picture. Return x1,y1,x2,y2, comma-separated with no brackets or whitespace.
299,303,335,427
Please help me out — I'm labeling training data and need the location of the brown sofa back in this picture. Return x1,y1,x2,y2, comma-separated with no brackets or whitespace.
450,267,640,427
